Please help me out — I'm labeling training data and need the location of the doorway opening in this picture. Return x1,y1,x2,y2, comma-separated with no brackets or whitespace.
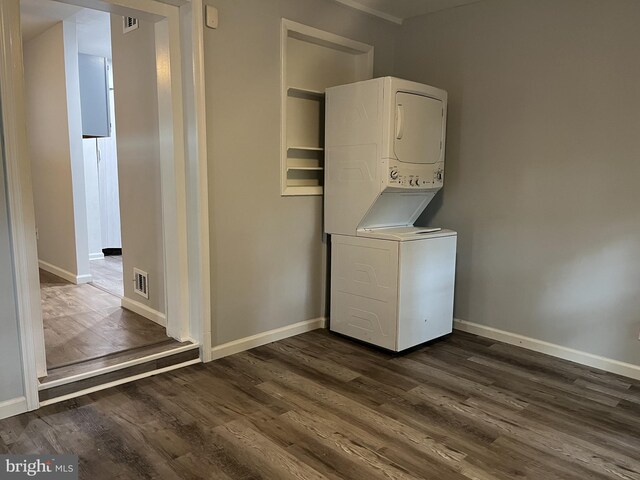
18,0,199,399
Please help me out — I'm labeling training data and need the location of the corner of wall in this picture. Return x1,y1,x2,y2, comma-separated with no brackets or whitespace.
62,20,91,280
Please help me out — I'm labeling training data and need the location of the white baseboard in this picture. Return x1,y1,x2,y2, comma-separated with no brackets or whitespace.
454,319,640,381
121,297,166,327
76,274,92,284
89,252,105,260
210,317,327,361
39,260,92,284
0,396,27,420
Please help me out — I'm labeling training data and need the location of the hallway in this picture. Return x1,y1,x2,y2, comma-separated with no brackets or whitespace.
89,255,124,297
40,270,172,371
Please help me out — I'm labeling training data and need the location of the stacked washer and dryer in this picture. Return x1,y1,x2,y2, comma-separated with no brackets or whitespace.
324,77,457,352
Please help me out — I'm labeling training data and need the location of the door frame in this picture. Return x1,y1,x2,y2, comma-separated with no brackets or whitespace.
0,0,211,412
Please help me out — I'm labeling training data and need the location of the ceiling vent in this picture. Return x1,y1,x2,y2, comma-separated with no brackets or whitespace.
133,268,149,299
123,16,139,34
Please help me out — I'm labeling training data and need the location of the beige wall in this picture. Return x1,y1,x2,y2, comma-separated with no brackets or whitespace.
24,22,88,278
396,0,640,366
204,0,397,345
111,15,165,314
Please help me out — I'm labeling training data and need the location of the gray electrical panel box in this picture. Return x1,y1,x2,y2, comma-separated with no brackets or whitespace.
78,53,110,138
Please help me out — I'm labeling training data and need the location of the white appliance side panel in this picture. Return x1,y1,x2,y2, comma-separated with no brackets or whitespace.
394,92,444,165
325,79,383,236
397,235,457,350
325,144,380,235
325,79,382,147
330,235,399,350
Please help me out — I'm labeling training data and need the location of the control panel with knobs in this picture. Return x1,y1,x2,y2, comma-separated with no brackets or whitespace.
389,164,441,188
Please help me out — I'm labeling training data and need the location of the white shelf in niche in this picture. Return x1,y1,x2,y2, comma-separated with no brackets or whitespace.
287,146,324,152
287,148,324,171
281,18,373,196
284,186,324,196
287,86,325,99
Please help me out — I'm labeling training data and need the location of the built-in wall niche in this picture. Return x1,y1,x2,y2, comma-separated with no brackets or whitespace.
281,19,373,196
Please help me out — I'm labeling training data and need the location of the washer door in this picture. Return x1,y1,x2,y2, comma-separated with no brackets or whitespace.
394,92,444,164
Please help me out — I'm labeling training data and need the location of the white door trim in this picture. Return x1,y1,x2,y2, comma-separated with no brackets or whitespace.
0,0,46,409
0,0,212,413
154,15,190,340
189,0,212,361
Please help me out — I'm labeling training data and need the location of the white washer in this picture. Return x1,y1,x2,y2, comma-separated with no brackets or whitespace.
330,228,456,351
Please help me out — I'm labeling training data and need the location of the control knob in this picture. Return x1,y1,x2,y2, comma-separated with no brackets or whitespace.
390,169,399,180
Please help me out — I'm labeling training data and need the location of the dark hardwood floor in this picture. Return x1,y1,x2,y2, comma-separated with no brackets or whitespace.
2,329,639,479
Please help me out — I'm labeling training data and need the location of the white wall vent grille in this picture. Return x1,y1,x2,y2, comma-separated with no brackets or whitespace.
133,268,149,299
123,16,139,34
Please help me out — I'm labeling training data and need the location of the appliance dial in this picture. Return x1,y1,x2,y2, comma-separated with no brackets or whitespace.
390,169,399,180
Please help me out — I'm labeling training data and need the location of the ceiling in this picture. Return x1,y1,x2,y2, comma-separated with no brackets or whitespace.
20,0,112,58
19,0,481,48
75,8,112,59
20,0,81,41
333,0,483,24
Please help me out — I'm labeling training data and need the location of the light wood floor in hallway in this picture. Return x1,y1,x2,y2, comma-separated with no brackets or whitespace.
40,269,171,370
89,255,125,297
2,329,639,479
